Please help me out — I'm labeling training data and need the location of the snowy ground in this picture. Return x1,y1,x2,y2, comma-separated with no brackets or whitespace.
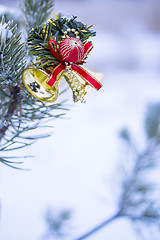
0,1,160,240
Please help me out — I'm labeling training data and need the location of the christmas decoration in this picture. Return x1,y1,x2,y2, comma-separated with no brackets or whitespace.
22,15,103,103
59,37,85,62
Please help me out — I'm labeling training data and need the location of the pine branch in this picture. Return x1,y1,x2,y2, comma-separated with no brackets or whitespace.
0,12,21,31
0,1,69,168
19,0,55,35
117,103,160,239
74,103,160,240
0,16,26,145
0,17,26,86
0,86,22,141
75,212,120,240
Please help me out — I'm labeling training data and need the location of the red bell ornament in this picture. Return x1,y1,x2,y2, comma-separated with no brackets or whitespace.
59,37,85,62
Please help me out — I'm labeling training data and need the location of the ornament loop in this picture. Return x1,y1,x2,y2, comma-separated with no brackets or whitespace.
62,28,79,39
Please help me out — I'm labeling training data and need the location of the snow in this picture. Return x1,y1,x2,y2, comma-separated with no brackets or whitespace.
0,22,13,41
0,1,160,240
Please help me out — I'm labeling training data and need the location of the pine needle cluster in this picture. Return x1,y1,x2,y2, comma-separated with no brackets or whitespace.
0,0,69,169
20,0,55,34
0,16,25,89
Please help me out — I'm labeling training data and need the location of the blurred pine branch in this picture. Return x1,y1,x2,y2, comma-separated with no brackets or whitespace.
43,209,72,240
75,102,160,240
118,103,160,239
20,0,55,35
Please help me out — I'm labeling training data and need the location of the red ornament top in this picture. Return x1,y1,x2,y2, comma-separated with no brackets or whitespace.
59,37,85,62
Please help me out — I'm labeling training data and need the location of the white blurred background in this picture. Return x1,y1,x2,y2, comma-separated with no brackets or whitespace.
0,0,160,239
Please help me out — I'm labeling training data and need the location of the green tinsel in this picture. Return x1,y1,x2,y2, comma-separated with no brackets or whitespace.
27,16,96,73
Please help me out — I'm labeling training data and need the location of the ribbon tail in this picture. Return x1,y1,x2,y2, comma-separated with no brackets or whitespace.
71,64,103,90
46,63,65,87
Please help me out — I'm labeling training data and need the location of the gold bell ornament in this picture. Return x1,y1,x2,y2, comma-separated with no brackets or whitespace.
22,68,59,102
22,15,103,103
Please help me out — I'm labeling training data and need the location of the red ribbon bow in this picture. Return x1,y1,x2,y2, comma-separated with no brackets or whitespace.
46,39,102,90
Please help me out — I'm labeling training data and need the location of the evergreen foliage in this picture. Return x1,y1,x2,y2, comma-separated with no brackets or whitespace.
20,0,55,34
0,16,25,89
0,11,21,30
0,0,69,169
27,16,96,73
